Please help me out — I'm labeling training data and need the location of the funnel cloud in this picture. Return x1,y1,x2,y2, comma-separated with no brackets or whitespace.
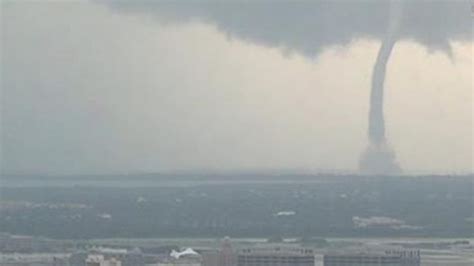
361,0,403,174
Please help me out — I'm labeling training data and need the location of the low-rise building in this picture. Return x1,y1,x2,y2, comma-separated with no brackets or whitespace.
237,247,314,266
85,254,122,266
323,249,421,266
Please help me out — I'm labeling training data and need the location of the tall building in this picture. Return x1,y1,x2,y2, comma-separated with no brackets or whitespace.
219,237,235,266
237,247,314,266
202,237,236,266
323,250,420,266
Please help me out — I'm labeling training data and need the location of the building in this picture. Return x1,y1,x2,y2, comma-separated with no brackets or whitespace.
323,250,420,266
85,254,103,266
201,251,219,266
70,248,142,266
0,253,69,266
153,258,201,266
201,237,236,266
53,256,70,266
86,254,122,266
121,247,145,266
0,234,61,253
237,247,314,266
152,248,202,266
219,237,235,266
69,251,88,266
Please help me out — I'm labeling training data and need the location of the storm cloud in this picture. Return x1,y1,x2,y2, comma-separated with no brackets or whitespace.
102,0,471,57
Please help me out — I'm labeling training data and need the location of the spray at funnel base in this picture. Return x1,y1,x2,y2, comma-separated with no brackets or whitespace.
359,142,401,175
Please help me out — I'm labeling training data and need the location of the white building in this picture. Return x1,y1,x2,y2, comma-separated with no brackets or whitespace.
86,254,122,266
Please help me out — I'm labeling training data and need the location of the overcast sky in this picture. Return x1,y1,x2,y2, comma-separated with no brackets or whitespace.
1,1,472,175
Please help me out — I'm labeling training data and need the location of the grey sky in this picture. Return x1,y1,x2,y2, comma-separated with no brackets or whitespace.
1,1,472,175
